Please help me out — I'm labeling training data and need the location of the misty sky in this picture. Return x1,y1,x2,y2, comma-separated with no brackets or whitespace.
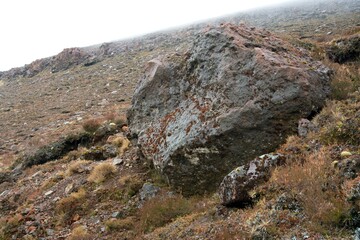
0,0,292,71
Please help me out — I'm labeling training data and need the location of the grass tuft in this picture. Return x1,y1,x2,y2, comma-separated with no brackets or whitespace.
87,162,116,184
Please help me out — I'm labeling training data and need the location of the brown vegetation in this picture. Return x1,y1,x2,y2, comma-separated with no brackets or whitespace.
87,162,116,184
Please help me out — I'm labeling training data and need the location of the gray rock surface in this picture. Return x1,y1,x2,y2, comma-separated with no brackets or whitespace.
139,182,160,202
128,23,331,195
219,153,286,206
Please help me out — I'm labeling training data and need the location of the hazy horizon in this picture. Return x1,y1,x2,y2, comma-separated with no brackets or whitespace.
0,0,297,71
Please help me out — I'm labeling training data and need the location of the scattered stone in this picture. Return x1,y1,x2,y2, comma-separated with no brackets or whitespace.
332,160,339,168
31,171,42,178
338,155,360,179
0,190,10,197
139,182,160,202
111,211,120,218
347,181,360,202
44,190,54,196
28,225,37,233
72,214,81,222
274,193,303,213
103,144,118,158
112,157,123,165
298,118,317,137
81,144,117,161
65,183,75,195
341,151,352,158
219,154,286,206
355,228,360,240
46,229,54,236
128,23,331,195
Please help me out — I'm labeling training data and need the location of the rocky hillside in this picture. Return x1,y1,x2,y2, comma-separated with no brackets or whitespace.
0,0,359,239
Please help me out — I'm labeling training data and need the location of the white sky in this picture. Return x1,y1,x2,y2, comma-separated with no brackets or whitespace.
0,0,291,71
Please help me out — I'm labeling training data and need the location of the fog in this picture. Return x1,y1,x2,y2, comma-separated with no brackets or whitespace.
0,0,295,71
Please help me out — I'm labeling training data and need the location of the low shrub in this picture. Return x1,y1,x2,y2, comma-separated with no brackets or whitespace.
66,160,91,176
315,95,360,146
55,189,87,225
270,147,351,232
138,195,196,233
14,132,91,170
118,175,143,197
67,226,92,240
105,217,135,231
82,118,102,133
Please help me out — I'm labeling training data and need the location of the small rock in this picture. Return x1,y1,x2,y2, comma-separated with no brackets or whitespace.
139,183,160,203
0,190,10,197
72,214,81,222
65,183,74,195
298,118,317,137
111,212,120,218
32,171,42,178
112,157,123,166
28,226,37,233
355,228,360,240
46,229,54,236
53,197,61,202
331,160,339,168
219,154,286,206
101,227,106,232
44,190,54,196
341,151,352,158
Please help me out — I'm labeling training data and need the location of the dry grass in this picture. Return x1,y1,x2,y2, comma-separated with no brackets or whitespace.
0,214,23,238
314,94,360,146
105,217,135,231
82,118,102,133
66,160,91,176
327,62,360,100
56,189,87,225
87,162,116,184
137,194,197,233
118,174,143,197
67,226,92,240
270,147,351,232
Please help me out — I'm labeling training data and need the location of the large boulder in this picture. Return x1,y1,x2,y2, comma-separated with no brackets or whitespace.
128,23,331,195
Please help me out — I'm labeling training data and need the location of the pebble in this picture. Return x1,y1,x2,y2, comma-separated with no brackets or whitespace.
44,190,54,196
341,151,352,158
46,229,54,236
111,211,120,218
53,197,61,202
65,183,74,194
112,157,123,166
32,171,42,178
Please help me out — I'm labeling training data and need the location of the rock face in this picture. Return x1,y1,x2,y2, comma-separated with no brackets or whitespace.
50,48,92,73
219,153,286,206
128,23,331,195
